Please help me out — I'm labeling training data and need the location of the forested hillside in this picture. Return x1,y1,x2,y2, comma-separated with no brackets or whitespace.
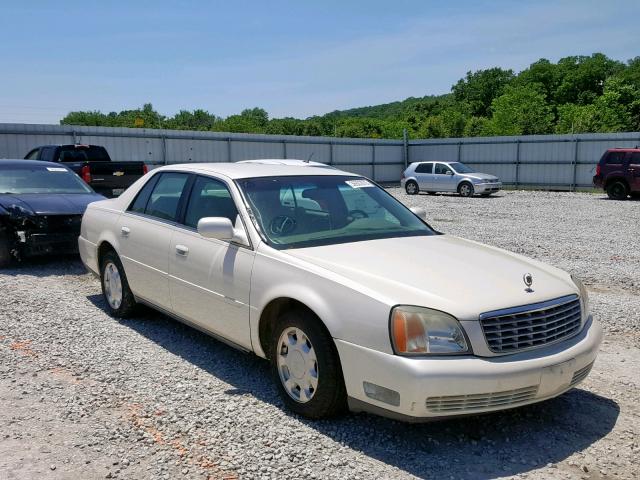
61,53,640,139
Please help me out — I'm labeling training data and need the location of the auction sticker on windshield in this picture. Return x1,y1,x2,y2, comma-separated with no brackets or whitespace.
47,167,68,172
345,179,373,188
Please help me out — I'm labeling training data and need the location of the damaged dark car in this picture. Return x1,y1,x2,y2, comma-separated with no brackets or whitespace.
0,160,105,267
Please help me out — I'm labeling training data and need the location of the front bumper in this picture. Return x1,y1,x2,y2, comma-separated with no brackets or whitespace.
474,181,502,193
21,232,80,257
336,316,602,421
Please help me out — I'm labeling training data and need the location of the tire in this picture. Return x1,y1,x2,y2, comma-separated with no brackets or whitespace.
269,308,347,419
100,250,137,318
606,180,628,200
458,182,474,197
405,180,419,195
0,230,11,268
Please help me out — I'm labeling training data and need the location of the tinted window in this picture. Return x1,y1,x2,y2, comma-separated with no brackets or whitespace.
604,152,626,164
129,174,160,214
184,176,239,228
144,173,189,221
434,163,453,175
629,152,640,164
57,146,110,162
0,166,93,194
415,163,432,174
25,149,39,160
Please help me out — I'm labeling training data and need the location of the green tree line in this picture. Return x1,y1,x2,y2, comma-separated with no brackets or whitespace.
61,53,640,139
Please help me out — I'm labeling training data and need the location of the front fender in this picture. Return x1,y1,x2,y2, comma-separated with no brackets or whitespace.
250,246,393,358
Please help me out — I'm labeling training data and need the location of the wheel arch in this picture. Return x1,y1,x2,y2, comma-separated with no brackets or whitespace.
257,295,334,360
604,176,629,190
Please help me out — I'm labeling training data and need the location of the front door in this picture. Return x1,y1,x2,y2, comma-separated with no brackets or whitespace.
117,171,190,311
169,175,254,349
434,163,456,192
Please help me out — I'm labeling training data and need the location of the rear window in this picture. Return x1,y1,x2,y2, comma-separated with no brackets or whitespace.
57,146,110,162
603,152,626,164
415,163,432,174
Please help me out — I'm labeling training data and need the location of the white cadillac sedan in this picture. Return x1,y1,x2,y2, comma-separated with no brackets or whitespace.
79,162,602,421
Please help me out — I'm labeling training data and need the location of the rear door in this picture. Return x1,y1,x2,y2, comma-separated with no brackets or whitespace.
602,151,626,179
414,162,434,190
117,171,190,311
627,152,640,192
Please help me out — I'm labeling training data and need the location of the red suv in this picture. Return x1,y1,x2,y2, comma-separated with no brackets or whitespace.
593,148,640,200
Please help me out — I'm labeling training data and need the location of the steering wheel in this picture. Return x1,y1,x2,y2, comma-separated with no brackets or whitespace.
348,209,369,219
269,215,297,236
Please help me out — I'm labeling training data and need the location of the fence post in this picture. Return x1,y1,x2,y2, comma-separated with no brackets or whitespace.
72,130,78,144
457,141,462,162
371,144,376,181
283,140,287,159
329,142,334,166
571,138,580,191
227,137,232,162
161,135,167,165
402,129,409,169
515,140,521,188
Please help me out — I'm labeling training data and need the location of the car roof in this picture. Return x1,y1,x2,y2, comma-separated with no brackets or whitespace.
153,161,359,179
0,159,70,169
607,148,640,152
238,159,331,167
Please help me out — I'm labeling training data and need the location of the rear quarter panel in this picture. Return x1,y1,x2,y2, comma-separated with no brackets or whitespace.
79,200,122,274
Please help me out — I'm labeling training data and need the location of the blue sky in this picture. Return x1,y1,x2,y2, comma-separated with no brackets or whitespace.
0,0,638,124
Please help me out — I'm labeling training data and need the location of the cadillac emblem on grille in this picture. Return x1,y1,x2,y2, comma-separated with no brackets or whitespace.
523,273,534,292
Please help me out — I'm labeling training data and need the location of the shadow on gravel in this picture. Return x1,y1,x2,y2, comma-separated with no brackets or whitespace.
1,257,86,277
87,294,619,480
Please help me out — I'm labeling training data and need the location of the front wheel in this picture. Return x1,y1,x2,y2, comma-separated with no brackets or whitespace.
458,182,474,197
100,251,137,318
405,180,419,195
606,181,628,200
270,309,347,419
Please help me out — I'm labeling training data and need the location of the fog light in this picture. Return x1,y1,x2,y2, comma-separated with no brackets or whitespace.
363,382,400,406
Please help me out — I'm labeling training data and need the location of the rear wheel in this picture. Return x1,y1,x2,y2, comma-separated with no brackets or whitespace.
405,180,419,195
606,181,628,200
458,182,474,197
100,250,137,318
0,230,11,268
269,309,347,419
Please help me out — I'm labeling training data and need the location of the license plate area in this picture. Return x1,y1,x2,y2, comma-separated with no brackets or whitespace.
538,358,576,397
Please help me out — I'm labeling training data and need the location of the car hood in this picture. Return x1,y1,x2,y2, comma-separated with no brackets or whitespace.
285,235,577,320
462,172,499,181
0,193,105,216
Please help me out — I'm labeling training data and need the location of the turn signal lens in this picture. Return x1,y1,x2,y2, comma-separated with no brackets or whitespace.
390,306,469,355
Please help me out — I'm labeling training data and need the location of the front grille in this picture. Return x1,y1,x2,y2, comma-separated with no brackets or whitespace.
480,295,582,354
40,215,82,233
570,362,594,387
426,386,538,413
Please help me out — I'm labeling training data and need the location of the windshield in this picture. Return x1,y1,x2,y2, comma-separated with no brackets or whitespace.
0,166,93,194
238,175,436,249
449,162,476,174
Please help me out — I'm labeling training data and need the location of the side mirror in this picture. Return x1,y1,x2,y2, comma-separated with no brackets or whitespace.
197,217,235,240
446,171,454,176
410,207,428,221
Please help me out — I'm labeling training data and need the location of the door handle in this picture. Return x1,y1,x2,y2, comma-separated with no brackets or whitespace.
175,244,189,256
121,226,130,237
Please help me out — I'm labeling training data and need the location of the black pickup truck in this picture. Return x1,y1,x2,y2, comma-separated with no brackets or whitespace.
24,144,148,197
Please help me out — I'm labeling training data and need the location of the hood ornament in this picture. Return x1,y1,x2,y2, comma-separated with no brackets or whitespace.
523,273,534,293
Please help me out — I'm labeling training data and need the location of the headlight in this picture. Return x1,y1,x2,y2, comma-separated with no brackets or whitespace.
390,306,469,355
571,275,590,320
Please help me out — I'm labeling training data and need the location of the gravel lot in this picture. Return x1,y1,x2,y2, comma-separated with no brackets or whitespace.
1,190,638,480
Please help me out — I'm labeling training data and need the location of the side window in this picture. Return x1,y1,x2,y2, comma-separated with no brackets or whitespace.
25,149,40,160
415,163,432,174
629,152,640,164
604,152,625,164
128,174,161,214
145,173,189,221
434,163,453,175
183,176,239,229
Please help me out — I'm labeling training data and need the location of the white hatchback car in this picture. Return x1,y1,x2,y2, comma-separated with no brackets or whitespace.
79,162,601,421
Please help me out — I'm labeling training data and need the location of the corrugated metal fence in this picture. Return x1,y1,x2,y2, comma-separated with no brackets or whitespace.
1,123,639,189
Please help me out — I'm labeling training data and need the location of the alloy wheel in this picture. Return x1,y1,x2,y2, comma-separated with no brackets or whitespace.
276,327,319,403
